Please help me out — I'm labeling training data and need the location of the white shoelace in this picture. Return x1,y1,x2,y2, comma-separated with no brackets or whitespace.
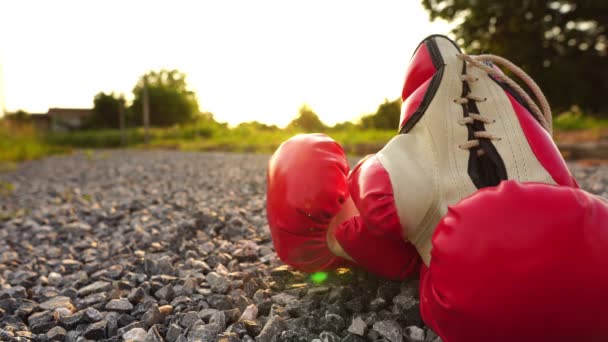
456,53,553,135
453,53,553,156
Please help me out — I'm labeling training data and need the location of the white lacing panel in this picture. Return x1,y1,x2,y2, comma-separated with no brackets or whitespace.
457,53,553,135
453,52,553,156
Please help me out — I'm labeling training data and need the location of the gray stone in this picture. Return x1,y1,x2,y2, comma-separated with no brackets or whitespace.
48,272,62,286
240,304,258,321
223,308,241,324
79,292,108,307
188,323,222,342
425,329,439,342
214,332,241,342
206,272,230,294
28,310,55,333
105,311,120,337
15,299,38,317
144,325,164,342
319,331,340,342
207,294,233,310
63,221,92,234
180,311,202,329
155,256,177,275
46,326,67,341
154,284,175,301
123,327,148,342
405,326,425,342
348,316,367,336
83,307,104,322
166,324,183,342
61,259,82,272
128,287,147,304
210,310,227,330
83,319,108,339
242,319,262,337
271,293,297,306
65,330,80,342
0,286,27,299
59,311,85,328
198,308,219,322
256,316,287,342
0,329,13,340
369,297,387,311
142,304,164,328
392,295,417,313
78,280,112,296
226,321,248,337
176,335,189,342
323,313,345,332
39,296,74,311
341,334,367,342
108,264,124,279
117,321,146,337
106,298,134,313
373,320,403,342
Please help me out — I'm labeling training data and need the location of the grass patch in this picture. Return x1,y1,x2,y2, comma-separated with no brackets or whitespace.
553,107,608,131
0,181,14,196
4,107,608,166
0,121,71,164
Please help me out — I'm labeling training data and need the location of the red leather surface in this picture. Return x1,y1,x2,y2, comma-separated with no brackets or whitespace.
267,134,352,272
331,154,421,279
334,215,420,280
402,43,435,101
400,43,436,129
348,154,408,241
400,78,432,129
506,92,578,187
420,180,608,342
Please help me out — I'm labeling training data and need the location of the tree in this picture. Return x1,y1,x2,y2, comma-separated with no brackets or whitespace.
287,105,327,132
332,121,357,130
236,121,280,131
5,110,29,122
360,98,402,129
422,0,608,115
89,92,123,129
131,69,200,126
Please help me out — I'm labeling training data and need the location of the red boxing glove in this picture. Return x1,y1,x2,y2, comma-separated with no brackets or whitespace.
267,135,421,280
371,34,579,267
266,133,353,272
420,180,608,342
333,154,421,280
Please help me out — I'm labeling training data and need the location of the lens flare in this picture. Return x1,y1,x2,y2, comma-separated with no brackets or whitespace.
310,271,329,284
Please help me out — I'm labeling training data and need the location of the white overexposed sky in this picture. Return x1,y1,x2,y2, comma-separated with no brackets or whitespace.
0,0,451,127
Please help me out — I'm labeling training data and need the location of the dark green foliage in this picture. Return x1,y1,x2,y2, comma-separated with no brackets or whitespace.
131,69,200,126
287,105,327,132
422,0,608,115
89,92,124,129
236,121,280,132
331,121,357,131
5,110,29,122
360,98,401,130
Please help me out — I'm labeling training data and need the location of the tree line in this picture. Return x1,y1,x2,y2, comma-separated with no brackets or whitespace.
423,0,608,116
82,69,403,132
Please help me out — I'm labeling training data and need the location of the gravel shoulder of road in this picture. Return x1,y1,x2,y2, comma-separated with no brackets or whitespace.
0,150,606,342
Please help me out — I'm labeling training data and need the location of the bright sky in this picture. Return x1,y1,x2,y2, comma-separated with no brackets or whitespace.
0,0,451,127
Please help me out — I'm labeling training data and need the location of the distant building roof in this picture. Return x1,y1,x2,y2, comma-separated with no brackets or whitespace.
29,113,49,118
47,108,93,118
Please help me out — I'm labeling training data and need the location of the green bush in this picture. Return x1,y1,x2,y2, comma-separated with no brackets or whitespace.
0,121,70,163
554,107,595,131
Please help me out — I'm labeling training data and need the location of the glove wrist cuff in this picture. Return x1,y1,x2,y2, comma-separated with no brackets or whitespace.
326,196,358,262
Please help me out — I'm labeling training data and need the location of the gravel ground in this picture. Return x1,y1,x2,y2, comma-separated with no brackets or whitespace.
0,150,606,342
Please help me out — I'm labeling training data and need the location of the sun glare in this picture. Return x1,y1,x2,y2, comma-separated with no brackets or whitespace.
0,0,450,126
